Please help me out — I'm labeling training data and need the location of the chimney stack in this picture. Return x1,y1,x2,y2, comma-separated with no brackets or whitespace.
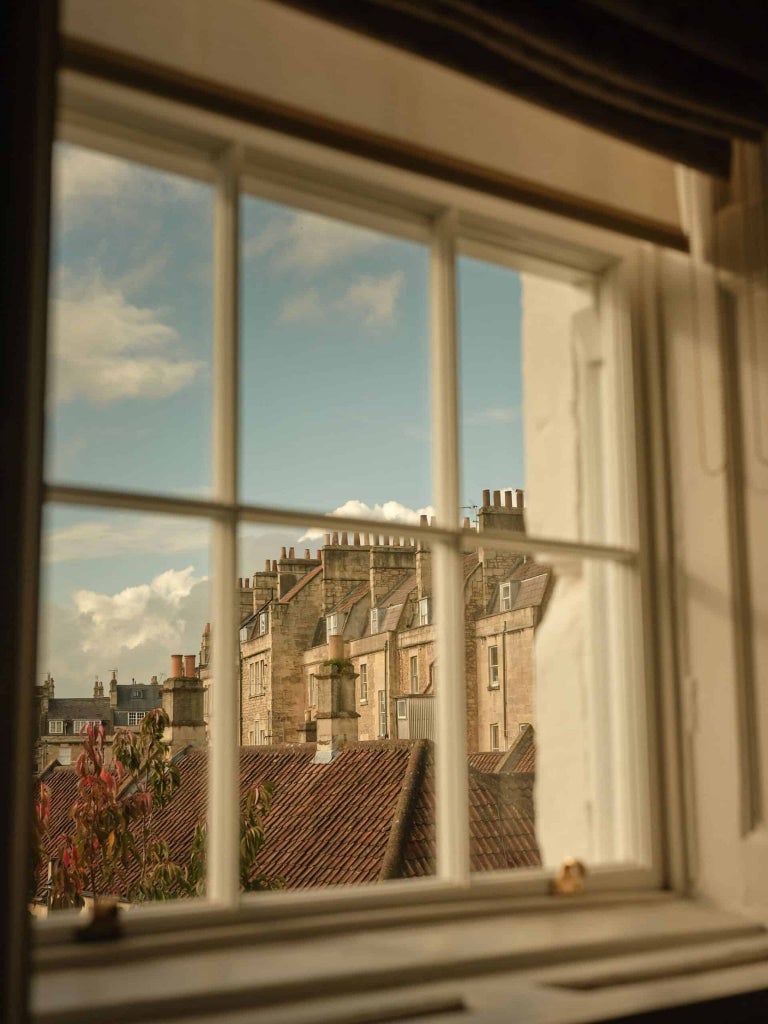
280,547,287,559
505,490,513,509
313,644,359,763
289,547,295,558
184,654,197,678
109,669,118,707
170,654,183,678
272,560,278,572
305,549,311,559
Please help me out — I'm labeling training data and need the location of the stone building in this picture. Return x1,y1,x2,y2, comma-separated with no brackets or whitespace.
235,489,552,754
34,669,164,770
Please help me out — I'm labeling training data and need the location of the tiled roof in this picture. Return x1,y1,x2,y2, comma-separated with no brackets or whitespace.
469,751,507,772
279,564,322,604
513,743,536,773
46,697,111,722
503,726,536,773
39,740,540,895
380,575,417,608
115,684,163,712
331,581,370,615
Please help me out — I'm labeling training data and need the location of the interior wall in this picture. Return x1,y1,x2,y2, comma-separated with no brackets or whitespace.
62,0,683,234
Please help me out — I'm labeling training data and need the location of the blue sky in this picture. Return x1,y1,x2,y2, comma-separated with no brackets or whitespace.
41,144,524,694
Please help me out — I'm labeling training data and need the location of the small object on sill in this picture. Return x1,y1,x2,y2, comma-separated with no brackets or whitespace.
76,897,123,942
551,856,587,895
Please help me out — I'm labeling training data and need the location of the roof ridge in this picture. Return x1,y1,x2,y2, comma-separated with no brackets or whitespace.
377,738,430,881
279,564,322,604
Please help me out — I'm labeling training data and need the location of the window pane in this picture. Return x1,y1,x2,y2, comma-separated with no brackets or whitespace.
467,550,645,873
458,253,629,546
237,522,441,887
46,143,214,497
239,196,431,528
33,506,211,912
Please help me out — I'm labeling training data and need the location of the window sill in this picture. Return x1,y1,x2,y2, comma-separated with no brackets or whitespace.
32,893,766,1024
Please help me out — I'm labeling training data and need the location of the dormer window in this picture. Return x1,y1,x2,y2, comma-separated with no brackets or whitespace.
418,597,431,626
370,608,382,634
326,613,342,639
48,720,63,735
500,582,512,611
259,612,269,636
133,689,143,698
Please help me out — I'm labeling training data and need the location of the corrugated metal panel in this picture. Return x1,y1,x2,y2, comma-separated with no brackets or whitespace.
408,696,435,742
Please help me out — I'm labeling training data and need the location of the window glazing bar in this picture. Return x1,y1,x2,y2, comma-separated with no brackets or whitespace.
208,143,242,908
431,210,470,883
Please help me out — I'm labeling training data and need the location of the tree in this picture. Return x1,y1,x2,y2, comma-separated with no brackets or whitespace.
34,710,280,909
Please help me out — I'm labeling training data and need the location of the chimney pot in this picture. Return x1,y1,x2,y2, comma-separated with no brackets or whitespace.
264,559,270,571
289,547,295,558
151,675,158,685
505,490,513,509
482,489,491,507
324,533,331,546
205,622,210,634
316,549,321,560
332,532,339,545
341,532,348,545
245,578,250,588
280,547,287,559
493,489,501,506
516,488,525,508
184,654,196,678
170,654,183,678
272,559,278,572
305,548,311,559
463,517,471,528
419,514,428,527
237,577,242,588
353,533,359,546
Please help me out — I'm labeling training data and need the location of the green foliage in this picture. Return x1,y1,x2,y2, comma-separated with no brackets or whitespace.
36,710,280,909
321,658,353,672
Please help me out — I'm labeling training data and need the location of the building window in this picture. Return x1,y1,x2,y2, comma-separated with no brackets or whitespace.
253,721,260,745
378,690,387,738
259,728,267,744
128,711,146,726
48,720,63,735
499,582,512,611
259,612,269,636
418,597,430,626
308,673,316,706
258,660,267,695
132,690,143,698
58,746,72,766
249,662,256,698
488,646,500,689
359,663,368,703
409,654,419,693
248,727,255,745
490,724,500,751
326,613,341,639
370,608,382,634
396,699,407,720
73,719,99,733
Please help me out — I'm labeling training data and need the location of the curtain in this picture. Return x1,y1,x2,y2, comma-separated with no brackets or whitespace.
278,0,768,177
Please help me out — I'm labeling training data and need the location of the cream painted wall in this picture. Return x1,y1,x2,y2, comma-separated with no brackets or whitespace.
62,0,682,232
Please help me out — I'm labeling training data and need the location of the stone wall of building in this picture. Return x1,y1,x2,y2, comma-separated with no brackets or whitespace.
475,607,536,752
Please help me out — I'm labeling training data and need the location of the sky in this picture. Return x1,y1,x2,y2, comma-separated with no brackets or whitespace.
41,143,524,695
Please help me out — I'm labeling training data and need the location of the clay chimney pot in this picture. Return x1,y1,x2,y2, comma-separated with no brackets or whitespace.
289,547,295,558
516,488,525,508
505,490,513,508
482,489,491,507
341,532,348,545
170,654,183,678
280,547,287,559
272,560,278,572
493,489,501,506
184,654,196,678
305,549,311,559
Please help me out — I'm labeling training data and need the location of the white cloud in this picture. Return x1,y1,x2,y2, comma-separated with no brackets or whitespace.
244,210,384,272
335,272,403,327
54,144,203,213
278,271,404,328
298,499,434,542
44,517,209,565
54,147,134,208
50,271,203,403
72,567,207,656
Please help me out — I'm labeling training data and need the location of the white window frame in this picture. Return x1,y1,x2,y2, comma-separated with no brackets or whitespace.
128,711,146,727
36,72,675,939
490,723,500,751
418,596,430,626
73,719,98,733
258,612,268,636
499,582,512,611
369,608,381,634
396,699,407,721
409,654,419,693
488,645,500,689
47,720,63,735
359,663,368,703
326,613,341,640
377,690,388,738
